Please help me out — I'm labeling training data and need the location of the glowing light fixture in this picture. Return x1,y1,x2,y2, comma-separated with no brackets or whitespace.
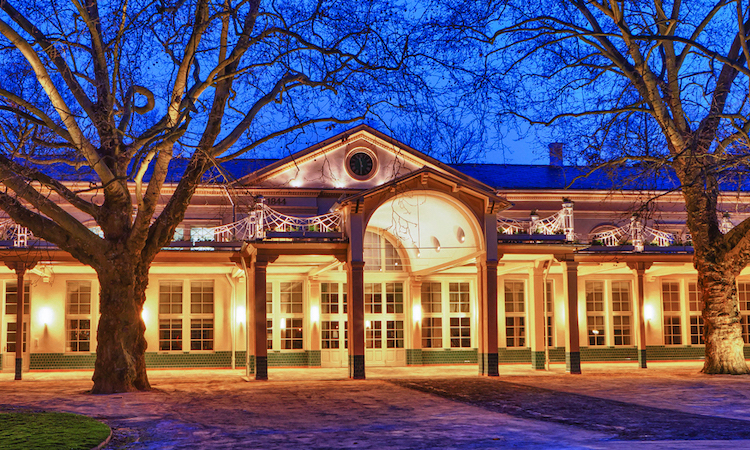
290,179,302,187
644,304,655,321
236,306,246,324
280,318,287,329
310,306,320,323
412,304,422,322
366,320,371,328
141,308,149,323
39,307,53,326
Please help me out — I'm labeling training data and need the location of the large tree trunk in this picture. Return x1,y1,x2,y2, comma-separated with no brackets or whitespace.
699,262,749,374
91,258,151,393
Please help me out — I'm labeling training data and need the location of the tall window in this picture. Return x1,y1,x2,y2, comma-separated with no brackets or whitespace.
281,318,303,349
585,281,605,346
320,282,346,351
611,281,632,346
739,282,750,344
422,317,442,348
279,281,304,350
504,281,525,347
449,282,471,348
158,281,183,351
662,281,681,345
66,281,91,352
386,320,404,348
366,320,382,348
421,282,443,348
545,281,554,347
364,231,402,271
385,283,403,313
190,281,214,350
5,281,29,315
321,283,339,314
321,321,340,349
689,282,705,345
365,283,382,313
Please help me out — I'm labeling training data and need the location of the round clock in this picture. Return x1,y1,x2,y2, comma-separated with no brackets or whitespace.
346,150,377,180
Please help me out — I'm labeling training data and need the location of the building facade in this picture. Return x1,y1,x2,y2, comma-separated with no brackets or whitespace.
1,125,746,377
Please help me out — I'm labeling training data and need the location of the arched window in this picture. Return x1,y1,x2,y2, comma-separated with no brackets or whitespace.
364,230,402,271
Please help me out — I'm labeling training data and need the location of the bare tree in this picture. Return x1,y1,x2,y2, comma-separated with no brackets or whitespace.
494,1,750,373
0,0,414,392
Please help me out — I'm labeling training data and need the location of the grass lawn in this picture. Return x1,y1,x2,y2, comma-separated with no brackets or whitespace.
0,411,110,450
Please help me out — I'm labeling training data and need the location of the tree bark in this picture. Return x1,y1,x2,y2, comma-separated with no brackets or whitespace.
90,258,151,393
699,262,750,374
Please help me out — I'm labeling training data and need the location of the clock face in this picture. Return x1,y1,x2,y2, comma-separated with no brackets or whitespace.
348,152,374,177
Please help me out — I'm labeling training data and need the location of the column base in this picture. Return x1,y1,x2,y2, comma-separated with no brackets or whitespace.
14,358,22,380
255,356,268,380
638,348,647,368
479,352,499,376
349,354,365,379
565,351,581,374
531,351,546,370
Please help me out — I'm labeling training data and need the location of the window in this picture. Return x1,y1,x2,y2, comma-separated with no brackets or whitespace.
504,281,525,347
545,281,554,347
266,282,272,314
505,317,525,347
267,319,273,349
585,281,605,346
662,282,681,345
365,283,382,313
6,322,26,353
321,321,340,349
364,231,402,271
386,320,404,348
5,281,30,315
280,282,303,313
385,283,404,313
421,282,442,313
450,282,470,313
664,316,682,345
611,281,632,346
321,283,339,314
158,281,183,351
689,282,704,345
190,281,214,350
450,317,471,348
190,227,215,243
691,316,705,345
366,320,382,348
191,318,214,350
66,281,91,352
281,318,303,349
421,317,442,348
738,282,750,344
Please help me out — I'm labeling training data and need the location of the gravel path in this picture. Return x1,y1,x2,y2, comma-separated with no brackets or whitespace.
2,364,750,449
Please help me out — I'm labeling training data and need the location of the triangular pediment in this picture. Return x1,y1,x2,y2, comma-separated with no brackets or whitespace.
236,125,487,190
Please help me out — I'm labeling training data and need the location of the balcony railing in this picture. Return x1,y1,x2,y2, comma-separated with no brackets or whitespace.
210,203,343,241
497,201,575,241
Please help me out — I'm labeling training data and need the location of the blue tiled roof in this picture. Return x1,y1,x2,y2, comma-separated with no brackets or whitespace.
448,164,684,191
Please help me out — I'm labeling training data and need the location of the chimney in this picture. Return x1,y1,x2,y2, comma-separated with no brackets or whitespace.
548,142,563,167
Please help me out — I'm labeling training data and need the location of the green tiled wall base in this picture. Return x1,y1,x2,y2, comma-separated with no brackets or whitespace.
30,353,96,370
420,349,477,365
28,350,320,370
549,347,565,362
580,347,638,361
646,346,705,360
498,347,531,363
531,351,545,369
268,350,321,367
406,349,422,365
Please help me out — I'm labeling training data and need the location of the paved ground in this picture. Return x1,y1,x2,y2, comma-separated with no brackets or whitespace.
2,362,750,449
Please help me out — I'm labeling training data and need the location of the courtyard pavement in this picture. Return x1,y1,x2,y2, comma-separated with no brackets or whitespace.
2,361,750,448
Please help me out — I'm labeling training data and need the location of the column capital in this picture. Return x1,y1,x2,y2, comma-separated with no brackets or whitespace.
348,260,366,270
626,261,653,272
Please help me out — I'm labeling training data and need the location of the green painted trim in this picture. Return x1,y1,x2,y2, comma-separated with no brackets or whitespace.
420,348,477,365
